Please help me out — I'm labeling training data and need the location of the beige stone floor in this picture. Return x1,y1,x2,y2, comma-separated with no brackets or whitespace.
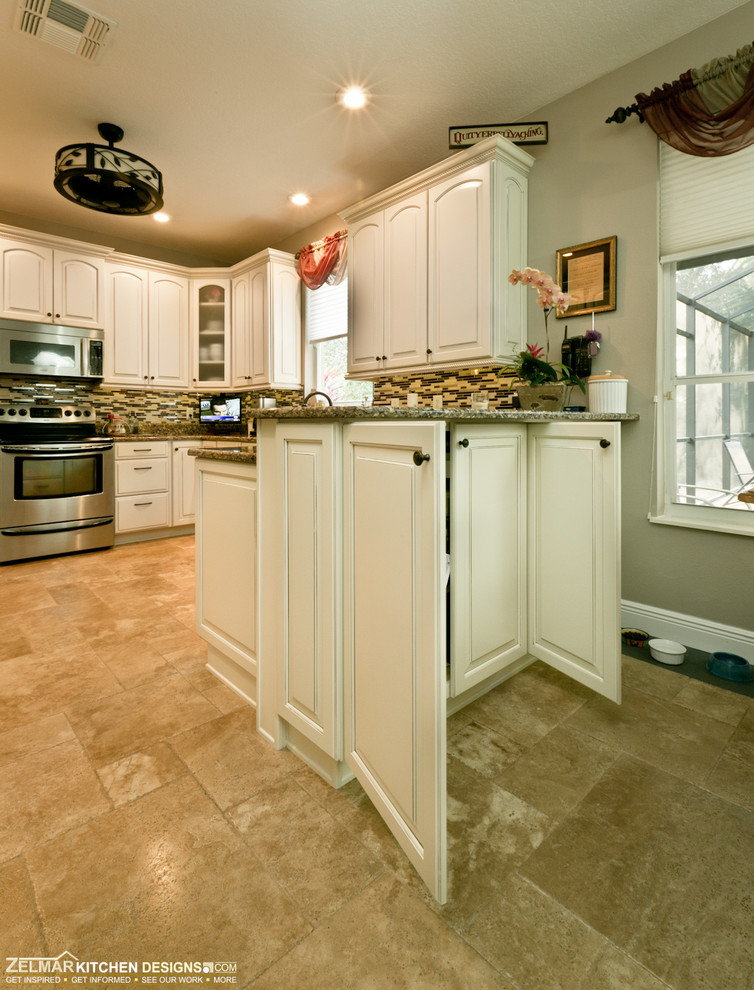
2,536,754,989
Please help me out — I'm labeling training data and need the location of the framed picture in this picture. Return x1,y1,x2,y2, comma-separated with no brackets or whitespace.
556,236,616,318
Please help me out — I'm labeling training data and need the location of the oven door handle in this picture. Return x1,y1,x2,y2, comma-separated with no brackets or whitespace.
1,516,114,536
0,444,114,456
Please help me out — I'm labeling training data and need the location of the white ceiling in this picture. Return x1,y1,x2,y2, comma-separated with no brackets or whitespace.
0,0,748,267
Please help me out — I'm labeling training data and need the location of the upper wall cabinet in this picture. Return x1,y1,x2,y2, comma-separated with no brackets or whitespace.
104,263,189,389
0,237,104,329
341,135,533,378
231,249,301,391
191,277,231,389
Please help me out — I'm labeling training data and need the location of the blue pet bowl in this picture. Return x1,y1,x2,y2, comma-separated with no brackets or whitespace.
706,651,754,683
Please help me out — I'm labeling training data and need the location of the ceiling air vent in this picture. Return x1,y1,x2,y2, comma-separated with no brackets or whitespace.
15,0,117,64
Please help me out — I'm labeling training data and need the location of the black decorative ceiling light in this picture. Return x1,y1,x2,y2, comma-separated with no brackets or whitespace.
54,122,163,215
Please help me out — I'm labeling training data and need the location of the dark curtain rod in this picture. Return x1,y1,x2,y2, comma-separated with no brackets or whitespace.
605,105,645,124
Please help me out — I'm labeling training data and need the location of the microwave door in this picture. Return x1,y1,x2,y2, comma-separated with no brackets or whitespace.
2,328,80,376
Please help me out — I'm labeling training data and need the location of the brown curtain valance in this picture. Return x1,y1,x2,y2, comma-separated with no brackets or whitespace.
610,42,754,157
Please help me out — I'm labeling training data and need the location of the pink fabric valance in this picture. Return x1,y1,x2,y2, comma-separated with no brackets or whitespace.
296,230,347,289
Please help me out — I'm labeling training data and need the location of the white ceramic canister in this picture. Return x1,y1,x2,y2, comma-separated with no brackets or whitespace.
587,370,628,414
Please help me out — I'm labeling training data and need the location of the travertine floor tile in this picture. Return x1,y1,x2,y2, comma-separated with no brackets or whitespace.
229,776,384,925
465,873,606,989
493,724,617,820
249,873,514,990
520,755,754,989
703,751,754,812
181,667,248,713
620,654,687,702
66,671,218,766
27,776,311,981
1,858,44,959
97,742,187,806
579,945,670,990
672,677,751,726
723,706,754,767
446,720,523,778
171,708,298,809
565,682,735,786
0,739,109,861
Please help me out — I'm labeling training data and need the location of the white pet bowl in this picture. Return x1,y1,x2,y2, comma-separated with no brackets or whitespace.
648,638,686,665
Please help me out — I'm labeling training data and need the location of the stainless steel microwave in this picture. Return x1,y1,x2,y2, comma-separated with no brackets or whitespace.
0,319,104,379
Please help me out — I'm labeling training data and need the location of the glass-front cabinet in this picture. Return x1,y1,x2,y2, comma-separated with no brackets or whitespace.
191,277,231,388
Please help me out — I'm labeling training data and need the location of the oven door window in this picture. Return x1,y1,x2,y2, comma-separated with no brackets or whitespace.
15,453,103,499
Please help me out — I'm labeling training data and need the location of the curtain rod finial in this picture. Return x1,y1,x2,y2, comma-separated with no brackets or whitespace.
605,104,644,124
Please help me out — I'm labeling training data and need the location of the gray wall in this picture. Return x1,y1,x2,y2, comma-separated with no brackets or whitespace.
524,3,753,630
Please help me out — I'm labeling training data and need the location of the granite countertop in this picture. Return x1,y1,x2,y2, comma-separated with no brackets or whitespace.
109,433,248,442
250,406,639,423
187,447,256,464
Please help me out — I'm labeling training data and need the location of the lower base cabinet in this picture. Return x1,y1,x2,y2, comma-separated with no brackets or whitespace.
195,457,258,700
253,416,621,904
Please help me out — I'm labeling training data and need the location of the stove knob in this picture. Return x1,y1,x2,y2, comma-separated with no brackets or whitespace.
64,409,72,416
74,409,82,417
18,408,28,416
83,409,92,417
7,409,16,416
0,408,5,415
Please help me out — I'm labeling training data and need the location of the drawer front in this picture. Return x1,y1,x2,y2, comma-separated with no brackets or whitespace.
116,492,171,532
115,441,170,460
116,458,169,495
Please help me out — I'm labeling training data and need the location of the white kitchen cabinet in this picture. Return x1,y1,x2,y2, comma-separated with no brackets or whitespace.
343,420,448,901
115,441,171,534
191,277,231,388
231,249,301,390
0,237,104,328
196,457,258,705
256,414,622,905
341,135,532,377
172,441,197,526
449,422,528,696
348,194,428,374
104,265,189,389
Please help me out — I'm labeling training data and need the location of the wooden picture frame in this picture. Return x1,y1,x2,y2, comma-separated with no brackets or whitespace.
556,236,616,318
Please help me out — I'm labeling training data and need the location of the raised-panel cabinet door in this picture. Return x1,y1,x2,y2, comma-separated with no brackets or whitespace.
248,265,269,387
277,423,340,758
528,422,621,703
428,162,491,364
192,278,231,389
343,421,447,903
384,193,428,368
450,423,527,696
54,252,103,328
172,443,197,526
231,273,251,388
148,272,189,388
104,265,148,385
0,240,53,321
347,215,383,374
270,262,301,387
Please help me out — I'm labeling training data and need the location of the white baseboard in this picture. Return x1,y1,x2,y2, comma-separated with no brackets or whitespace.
621,600,754,662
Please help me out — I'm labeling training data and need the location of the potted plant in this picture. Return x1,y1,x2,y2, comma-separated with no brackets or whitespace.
500,267,586,410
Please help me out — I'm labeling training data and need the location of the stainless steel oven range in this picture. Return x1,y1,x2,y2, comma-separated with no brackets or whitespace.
0,402,114,563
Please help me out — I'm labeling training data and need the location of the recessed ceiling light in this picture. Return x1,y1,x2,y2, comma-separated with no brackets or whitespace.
153,212,171,223
338,86,369,110
289,192,310,206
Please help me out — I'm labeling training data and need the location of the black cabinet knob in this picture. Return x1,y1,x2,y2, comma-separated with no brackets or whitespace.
600,438,611,448
413,450,430,466
458,438,469,447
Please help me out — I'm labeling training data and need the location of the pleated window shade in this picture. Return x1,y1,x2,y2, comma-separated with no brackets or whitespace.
660,141,754,261
305,277,348,343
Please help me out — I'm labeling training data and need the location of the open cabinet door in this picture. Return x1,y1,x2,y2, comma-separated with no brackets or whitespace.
343,421,447,904
528,422,622,704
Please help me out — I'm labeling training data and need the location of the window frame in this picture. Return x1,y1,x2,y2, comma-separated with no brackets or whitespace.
651,257,754,537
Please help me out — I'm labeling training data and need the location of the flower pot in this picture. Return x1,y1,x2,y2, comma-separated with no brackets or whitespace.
516,383,566,411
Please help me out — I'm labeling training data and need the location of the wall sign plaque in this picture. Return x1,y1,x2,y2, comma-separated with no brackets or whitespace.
449,122,548,148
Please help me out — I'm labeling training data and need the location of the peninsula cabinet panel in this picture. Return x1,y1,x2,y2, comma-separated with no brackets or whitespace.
527,422,621,704
449,423,527,696
276,423,341,759
343,421,447,904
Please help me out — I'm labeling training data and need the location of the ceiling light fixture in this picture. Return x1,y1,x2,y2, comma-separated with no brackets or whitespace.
153,212,171,223
289,192,310,206
54,122,164,216
338,86,369,110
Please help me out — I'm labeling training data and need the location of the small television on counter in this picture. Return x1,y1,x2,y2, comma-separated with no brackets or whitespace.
199,394,242,433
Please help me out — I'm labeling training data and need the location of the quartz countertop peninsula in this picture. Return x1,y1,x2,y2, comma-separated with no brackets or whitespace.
250,405,638,423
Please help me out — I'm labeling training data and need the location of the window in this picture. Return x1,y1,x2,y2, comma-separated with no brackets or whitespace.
654,142,754,535
305,278,373,405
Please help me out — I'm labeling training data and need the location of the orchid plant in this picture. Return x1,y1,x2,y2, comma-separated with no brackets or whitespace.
501,268,584,391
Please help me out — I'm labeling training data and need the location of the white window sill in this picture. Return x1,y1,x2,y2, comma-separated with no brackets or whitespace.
650,504,754,537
